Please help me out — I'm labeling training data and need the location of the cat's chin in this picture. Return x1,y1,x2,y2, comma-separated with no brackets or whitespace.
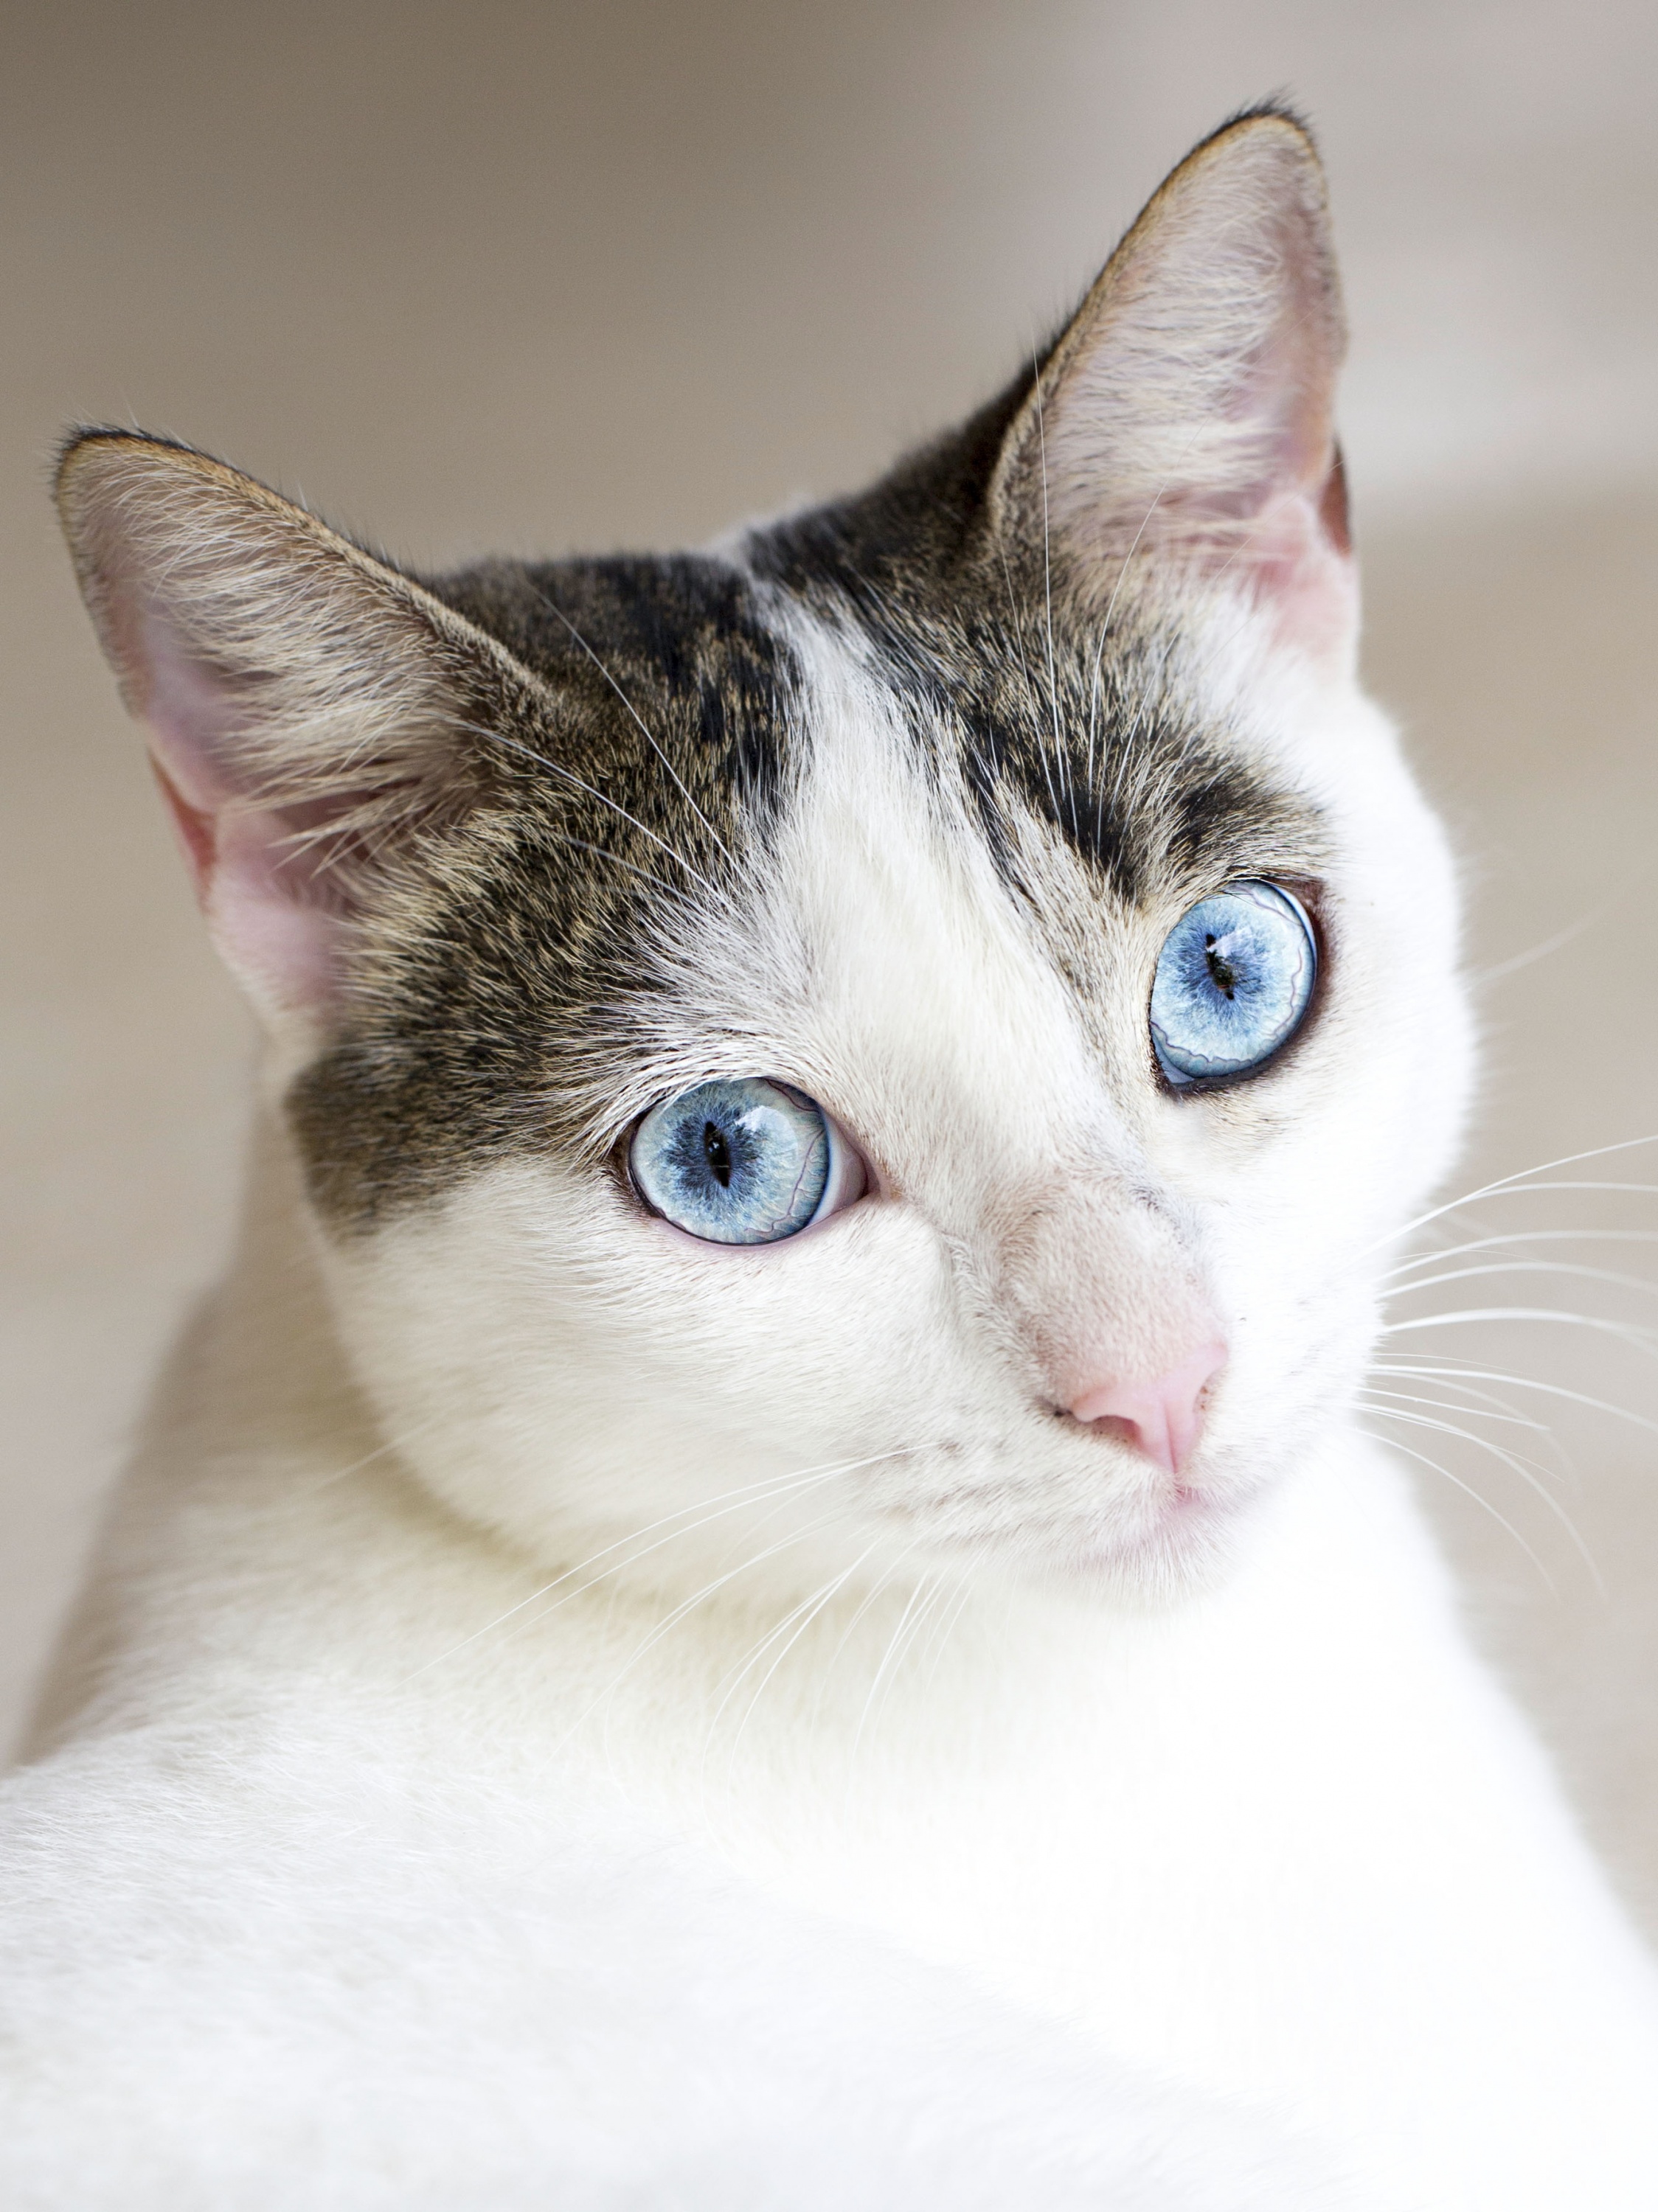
1120,1482,1266,1587
932,1472,1269,1609
1061,1486,1261,1603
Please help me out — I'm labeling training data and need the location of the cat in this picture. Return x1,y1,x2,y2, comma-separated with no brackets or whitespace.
4,102,1657,2209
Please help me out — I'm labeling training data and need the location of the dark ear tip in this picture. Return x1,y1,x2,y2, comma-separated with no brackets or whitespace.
1168,102,1328,210
53,426,121,513
1147,105,1333,276
56,422,185,475
52,427,199,532
54,426,249,507
1201,98,1321,159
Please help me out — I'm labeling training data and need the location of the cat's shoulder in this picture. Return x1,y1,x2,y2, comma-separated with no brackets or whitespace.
0,1715,1353,2211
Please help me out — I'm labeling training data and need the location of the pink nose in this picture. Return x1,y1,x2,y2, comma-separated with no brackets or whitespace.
1066,1343,1227,1477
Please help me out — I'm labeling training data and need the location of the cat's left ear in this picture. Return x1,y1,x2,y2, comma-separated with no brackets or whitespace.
990,108,1353,668
56,431,527,1046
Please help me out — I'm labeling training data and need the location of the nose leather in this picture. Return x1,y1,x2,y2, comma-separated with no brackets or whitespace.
1066,1343,1227,1476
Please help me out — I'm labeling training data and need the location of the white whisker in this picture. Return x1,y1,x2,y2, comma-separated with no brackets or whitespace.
1359,1382,1549,1434
1357,1399,1598,1579
461,717,723,900
1381,1307,1658,1355
401,1444,918,1681
1387,1259,1658,1304
555,1508,855,1759
1374,1357,1658,1439
1474,912,1600,989
847,1560,937,1784
916,1576,977,1702
529,585,740,874
1358,1427,1556,1590
704,1545,884,1799
1381,1227,1658,1285
1356,1136,1658,1263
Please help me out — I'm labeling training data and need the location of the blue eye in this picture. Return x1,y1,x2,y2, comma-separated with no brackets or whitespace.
1150,880,1317,1087
630,1077,861,1245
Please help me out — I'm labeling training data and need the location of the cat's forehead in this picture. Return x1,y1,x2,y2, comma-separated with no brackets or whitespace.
440,527,1329,917
433,549,802,827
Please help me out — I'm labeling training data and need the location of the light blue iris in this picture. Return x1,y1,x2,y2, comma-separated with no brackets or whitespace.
630,1077,830,1244
1150,880,1316,1086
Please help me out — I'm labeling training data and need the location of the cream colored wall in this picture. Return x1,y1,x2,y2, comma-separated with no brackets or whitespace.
5,1,1657,1923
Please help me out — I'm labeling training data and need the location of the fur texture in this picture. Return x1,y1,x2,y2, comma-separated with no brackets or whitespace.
10,107,1658,2208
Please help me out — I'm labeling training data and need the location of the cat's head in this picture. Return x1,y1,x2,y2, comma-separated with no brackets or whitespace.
58,110,1468,1604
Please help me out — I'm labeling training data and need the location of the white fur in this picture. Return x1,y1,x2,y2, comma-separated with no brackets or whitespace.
7,581,1658,2208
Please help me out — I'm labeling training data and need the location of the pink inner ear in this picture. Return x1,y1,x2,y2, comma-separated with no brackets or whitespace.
1161,296,1355,660
139,611,339,1022
206,804,339,1017
1221,298,1356,661
1238,476,1358,665
148,755,215,897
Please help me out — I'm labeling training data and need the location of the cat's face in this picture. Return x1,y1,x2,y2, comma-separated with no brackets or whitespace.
58,110,1471,1602
316,569,1464,1601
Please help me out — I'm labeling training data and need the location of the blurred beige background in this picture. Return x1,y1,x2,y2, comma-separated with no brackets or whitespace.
5,1,1658,1921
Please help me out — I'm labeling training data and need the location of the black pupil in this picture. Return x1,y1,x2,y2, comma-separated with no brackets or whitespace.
702,1120,733,1188
1204,933,1238,1000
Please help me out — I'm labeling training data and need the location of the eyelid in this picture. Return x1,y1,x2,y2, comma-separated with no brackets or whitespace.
812,1107,870,1222
1265,879,1317,939
1263,873,1326,938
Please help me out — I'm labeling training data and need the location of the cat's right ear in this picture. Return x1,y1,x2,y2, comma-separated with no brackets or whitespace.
55,431,521,1045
